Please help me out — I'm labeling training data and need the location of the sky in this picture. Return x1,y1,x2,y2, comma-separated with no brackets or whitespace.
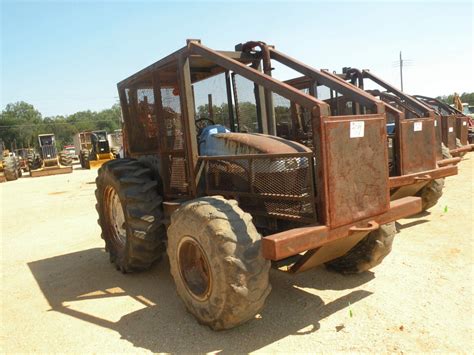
1,0,473,117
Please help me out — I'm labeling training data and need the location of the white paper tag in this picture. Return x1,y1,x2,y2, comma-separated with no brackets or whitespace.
414,122,423,132
208,128,218,135
449,127,454,132
463,121,467,126
434,120,437,127
350,121,364,138
388,138,393,148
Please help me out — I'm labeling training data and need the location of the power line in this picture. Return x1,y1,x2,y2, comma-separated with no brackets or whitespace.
0,119,120,130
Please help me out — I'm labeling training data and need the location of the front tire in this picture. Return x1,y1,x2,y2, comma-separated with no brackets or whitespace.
455,138,466,157
27,153,41,171
441,142,452,159
59,150,73,166
416,178,444,211
80,149,90,169
111,147,120,159
325,222,397,274
167,196,271,330
95,159,166,272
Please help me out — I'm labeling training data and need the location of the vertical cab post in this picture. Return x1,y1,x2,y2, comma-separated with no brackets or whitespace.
178,51,199,197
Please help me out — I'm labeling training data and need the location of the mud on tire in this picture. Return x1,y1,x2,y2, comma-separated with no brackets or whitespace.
325,222,397,274
416,178,444,211
111,147,120,159
441,142,452,160
167,196,271,330
455,138,466,157
80,149,90,169
59,150,73,166
27,153,41,171
95,159,166,272
417,143,451,211
3,156,19,181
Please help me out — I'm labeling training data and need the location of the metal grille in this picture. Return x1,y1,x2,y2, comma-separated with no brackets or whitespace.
41,145,57,159
160,87,189,196
203,153,316,222
124,84,159,152
137,88,158,138
161,88,184,150
169,157,188,194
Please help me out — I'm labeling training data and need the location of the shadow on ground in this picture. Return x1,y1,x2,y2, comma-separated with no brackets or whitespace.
396,219,430,230
28,248,373,353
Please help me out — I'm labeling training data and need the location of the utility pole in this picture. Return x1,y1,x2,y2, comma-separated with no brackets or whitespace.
393,52,412,92
399,51,403,92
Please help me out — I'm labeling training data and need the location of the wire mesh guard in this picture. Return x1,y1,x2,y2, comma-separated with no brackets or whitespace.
203,153,316,222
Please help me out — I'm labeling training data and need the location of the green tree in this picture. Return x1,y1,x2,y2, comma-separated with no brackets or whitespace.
0,101,42,149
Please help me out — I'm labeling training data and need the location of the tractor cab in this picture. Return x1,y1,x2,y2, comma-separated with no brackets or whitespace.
91,130,111,155
38,134,55,148
37,134,58,161
28,134,72,177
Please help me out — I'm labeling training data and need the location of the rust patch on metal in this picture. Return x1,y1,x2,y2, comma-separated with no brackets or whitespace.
323,115,389,228
214,132,311,155
399,119,437,174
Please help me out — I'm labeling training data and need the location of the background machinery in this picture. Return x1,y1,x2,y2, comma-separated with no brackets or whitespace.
107,129,123,157
28,134,73,177
413,95,474,155
15,148,35,172
73,131,117,169
0,139,22,182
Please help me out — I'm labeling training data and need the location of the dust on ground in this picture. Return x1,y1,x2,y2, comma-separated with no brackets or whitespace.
1,158,472,353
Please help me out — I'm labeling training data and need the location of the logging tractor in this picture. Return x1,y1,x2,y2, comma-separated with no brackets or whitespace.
74,131,117,169
28,134,73,177
94,40,424,330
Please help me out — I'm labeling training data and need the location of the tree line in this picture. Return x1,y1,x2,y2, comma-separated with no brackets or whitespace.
0,101,121,151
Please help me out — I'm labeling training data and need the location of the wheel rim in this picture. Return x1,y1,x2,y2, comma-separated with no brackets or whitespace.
177,237,212,301
104,186,126,249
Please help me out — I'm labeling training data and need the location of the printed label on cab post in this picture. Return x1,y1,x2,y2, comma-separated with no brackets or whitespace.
434,120,437,127
463,121,467,126
449,127,454,132
350,121,364,138
414,122,423,131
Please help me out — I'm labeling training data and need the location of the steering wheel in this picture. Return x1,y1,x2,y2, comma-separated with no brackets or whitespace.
195,117,215,131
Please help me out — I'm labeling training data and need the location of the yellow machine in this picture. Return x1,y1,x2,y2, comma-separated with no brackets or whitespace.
453,92,463,111
74,131,116,169
29,134,73,177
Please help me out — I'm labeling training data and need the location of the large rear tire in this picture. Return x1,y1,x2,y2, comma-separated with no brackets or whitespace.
95,159,166,272
59,150,73,166
167,196,271,330
27,153,41,170
3,156,19,181
325,222,397,274
80,149,90,169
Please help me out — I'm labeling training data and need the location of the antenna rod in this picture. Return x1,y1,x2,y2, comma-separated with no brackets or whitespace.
399,51,404,92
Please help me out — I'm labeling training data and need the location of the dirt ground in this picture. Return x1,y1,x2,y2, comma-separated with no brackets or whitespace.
1,157,473,353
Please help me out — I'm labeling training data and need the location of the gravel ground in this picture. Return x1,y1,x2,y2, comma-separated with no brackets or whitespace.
1,156,472,353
